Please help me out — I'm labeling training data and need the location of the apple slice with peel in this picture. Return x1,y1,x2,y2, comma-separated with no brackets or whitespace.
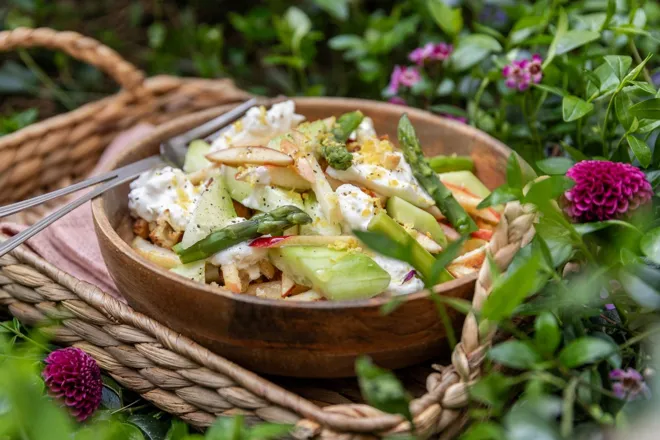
206,146,293,167
235,165,311,190
471,229,493,241
132,237,181,269
249,235,358,249
443,182,501,224
448,245,487,278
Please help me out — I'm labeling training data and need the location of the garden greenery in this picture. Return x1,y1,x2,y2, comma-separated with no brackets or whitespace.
1,0,660,439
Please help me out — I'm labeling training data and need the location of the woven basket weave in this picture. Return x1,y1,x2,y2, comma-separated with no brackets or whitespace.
0,28,537,438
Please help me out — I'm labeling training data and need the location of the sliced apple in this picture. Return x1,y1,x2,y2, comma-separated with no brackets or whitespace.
132,237,181,269
438,222,461,242
284,290,323,301
221,263,244,293
413,231,443,254
247,281,281,299
206,146,293,167
471,229,494,241
447,246,486,278
249,235,358,249
443,182,501,224
235,165,311,190
280,135,343,225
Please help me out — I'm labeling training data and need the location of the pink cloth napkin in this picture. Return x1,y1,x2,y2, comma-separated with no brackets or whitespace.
1,124,155,299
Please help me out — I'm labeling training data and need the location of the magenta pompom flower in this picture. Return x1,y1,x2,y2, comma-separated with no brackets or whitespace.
563,160,653,222
387,65,421,94
502,54,543,91
43,348,102,421
409,42,453,65
610,368,651,400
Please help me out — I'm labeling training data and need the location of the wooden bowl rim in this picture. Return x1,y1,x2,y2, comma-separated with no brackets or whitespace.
92,97,510,310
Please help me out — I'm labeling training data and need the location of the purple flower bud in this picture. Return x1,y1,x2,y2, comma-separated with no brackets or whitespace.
409,42,453,65
562,160,653,222
43,348,102,421
502,54,544,91
388,96,407,106
610,368,651,400
443,113,467,123
402,270,417,284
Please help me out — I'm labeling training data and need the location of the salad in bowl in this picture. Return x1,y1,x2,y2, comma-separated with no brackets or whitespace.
128,101,500,302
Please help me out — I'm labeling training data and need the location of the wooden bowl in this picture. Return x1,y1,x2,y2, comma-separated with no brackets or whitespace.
92,98,510,378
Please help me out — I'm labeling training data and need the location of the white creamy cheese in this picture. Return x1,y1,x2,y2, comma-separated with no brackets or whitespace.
328,152,434,208
237,166,272,185
210,240,268,280
210,100,305,152
128,166,200,231
335,184,379,232
372,255,424,296
348,116,377,143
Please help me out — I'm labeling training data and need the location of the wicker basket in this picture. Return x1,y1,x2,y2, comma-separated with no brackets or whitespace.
0,28,537,438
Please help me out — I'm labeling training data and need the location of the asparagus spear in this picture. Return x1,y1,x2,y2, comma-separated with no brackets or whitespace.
427,154,474,173
397,114,477,235
320,110,364,170
176,206,312,263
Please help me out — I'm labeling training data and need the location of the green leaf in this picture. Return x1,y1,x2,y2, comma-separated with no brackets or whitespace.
543,8,568,68
481,251,542,321
506,154,524,188
630,81,657,95
523,176,575,206
534,312,561,356
461,422,505,440
477,185,522,209
615,92,635,131
427,0,463,37
536,157,574,175
489,341,542,369
356,357,412,422
469,372,512,410
641,227,660,265
620,265,660,309
555,30,600,55
352,230,415,266
429,236,467,286
558,337,616,368
246,423,294,440
627,135,652,167
510,16,546,45
560,142,589,161
629,98,660,120
602,0,616,30
603,55,632,80
532,83,566,97
622,54,653,85
312,0,350,21
573,220,639,235
328,34,363,50
451,34,502,71
206,417,244,440
127,415,170,440
285,7,311,52
147,22,166,49
562,96,594,122
165,420,189,440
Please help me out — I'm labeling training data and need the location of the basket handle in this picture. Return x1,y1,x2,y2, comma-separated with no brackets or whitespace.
0,27,146,95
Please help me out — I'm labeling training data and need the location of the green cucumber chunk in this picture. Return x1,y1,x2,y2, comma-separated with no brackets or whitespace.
269,246,390,301
183,140,212,173
367,212,453,283
428,155,474,173
386,196,447,246
223,166,304,211
438,171,491,199
300,192,342,236
170,260,206,283
180,176,237,249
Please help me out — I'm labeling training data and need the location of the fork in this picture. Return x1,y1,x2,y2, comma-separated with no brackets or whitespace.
0,97,257,258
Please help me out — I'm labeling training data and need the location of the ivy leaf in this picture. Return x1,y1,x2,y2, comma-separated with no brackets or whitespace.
629,98,660,120
555,30,600,55
451,34,502,71
427,0,463,37
603,55,632,80
534,312,561,356
640,227,660,265
356,357,412,422
627,135,652,168
562,96,594,122
536,157,574,175
558,337,617,368
481,251,542,321
127,415,170,440
489,341,542,369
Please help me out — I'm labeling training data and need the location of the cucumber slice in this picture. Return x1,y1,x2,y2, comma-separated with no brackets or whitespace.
223,166,304,211
183,140,212,173
180,177,236,249
386,196,447,246
438,171,491,199
269,246,390,301
170,260,206,282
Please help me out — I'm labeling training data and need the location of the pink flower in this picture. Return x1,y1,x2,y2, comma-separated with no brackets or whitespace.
387,65,421,94
43,348,102,421
388,96,407,106
610,368,651,400
563,160,653,222
443,113,467,123
502,54,543,91
409,42,453,65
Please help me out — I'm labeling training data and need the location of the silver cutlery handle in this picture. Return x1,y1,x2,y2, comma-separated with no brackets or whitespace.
0,156,163,258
